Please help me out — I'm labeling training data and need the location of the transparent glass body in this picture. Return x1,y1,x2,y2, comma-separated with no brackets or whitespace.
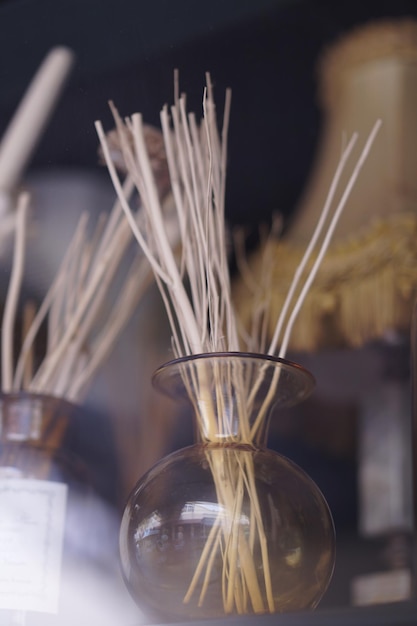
120,353,336,622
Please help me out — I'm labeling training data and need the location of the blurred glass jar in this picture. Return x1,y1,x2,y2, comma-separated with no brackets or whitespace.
0,392,126,626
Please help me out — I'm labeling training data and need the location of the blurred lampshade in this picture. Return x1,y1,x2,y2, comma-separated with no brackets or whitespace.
234,19,417,352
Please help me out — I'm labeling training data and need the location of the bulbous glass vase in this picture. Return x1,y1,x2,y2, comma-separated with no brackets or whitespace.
120,352,336,622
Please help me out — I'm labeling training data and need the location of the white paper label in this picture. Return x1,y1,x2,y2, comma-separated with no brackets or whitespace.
0,478,67,613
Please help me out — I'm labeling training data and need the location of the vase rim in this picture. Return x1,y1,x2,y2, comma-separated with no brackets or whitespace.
152,351,315,399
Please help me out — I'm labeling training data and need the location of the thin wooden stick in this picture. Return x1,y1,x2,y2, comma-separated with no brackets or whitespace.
2,192,29,392
266,131,358,356
22,300,36,389
277,119,382,359
183,514,222,604
46,212,89,354
95,119,171,285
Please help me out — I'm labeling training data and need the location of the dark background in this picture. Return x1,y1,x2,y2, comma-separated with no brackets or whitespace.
1,0,417,230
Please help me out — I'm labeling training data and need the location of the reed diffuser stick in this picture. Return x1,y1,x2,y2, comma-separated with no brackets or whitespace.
275,120,382,359
1,192,29,391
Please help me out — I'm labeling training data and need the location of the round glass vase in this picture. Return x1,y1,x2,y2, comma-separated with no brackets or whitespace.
0,392,91,624
120,352,336,622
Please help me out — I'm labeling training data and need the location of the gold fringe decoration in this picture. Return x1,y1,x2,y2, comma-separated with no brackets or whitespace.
233,18,417,353
233,213,417,351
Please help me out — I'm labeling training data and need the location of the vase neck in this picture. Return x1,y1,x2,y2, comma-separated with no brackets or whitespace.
153,353,315,446
193,384,270,447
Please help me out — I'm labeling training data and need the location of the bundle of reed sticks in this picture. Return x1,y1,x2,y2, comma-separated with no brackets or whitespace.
96,72,380,614
0,143,177,404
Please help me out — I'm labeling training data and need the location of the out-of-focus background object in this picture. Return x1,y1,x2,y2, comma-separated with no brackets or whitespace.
0,45,153,624
0,46,74,262
0,393,137,625
1,0,417,621
234,18,417,351
0,47,74,211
